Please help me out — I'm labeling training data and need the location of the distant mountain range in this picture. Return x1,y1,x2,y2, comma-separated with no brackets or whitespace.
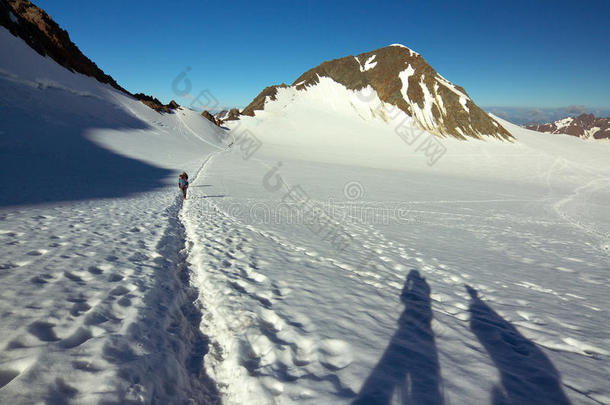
525,114,610,140
485,106,610,126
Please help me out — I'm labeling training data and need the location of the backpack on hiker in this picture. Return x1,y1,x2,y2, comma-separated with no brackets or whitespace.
179,172,189,199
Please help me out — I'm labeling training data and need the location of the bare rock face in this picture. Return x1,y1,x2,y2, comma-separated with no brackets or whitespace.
133,93,179,114
240,44,512,141
209,108,241,125
226,108,241,121
0,0,127,94
218,108,241,122
525,113,610,140
0,0,179,114
214,110,229,121
241,84,289,117
201,110,220,126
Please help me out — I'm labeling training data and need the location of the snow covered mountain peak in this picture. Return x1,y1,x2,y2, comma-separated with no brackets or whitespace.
387,43,420,56
240,44,512,141
525,113,610,140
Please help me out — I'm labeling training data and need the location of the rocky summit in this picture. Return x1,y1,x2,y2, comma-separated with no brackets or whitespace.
240,44,512,141
0,0,127,94
525,113,610,140
0,0,179,113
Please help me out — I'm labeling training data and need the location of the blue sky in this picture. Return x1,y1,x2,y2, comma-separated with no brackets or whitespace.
35,0,610,112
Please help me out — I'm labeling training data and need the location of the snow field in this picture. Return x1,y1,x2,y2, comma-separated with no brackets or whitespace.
195,93,610,403
2,24,610,405
0,190,216,403
178,143,609,403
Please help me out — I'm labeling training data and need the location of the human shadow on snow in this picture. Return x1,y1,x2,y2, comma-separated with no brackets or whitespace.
196,194,226,199
0,80,172,207
353,269,444,405
466,285,572,405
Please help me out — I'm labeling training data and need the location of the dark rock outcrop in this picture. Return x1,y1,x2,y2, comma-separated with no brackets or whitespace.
201,110,220,126
1,0,181,114
525,113,610,140
134,93,180,114
215,108,241,123
241,84,289,117
240,45,511,141
224,108,241,121
214,110,229,122
0,0,128,94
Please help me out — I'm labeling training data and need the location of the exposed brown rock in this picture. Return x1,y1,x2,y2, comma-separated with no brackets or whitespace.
0,0,128,94
201,110,220,126
525,113,610,140
0,0,179,114
134,93,178,114
214,110,229,121
223,108,241,121
241,84,289,117
210,108,241,125
240,45,512,141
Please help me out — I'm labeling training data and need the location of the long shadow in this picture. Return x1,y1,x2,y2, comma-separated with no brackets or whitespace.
466,285,572,405
354,270,443,405
0,78,172,207
198,194,226,199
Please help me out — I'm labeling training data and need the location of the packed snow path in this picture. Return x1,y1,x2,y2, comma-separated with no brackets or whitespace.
0,183,222,403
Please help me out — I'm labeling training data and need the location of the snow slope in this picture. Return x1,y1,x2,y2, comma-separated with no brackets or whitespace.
0,27,227,403
2,24,610,405
180,83,610,404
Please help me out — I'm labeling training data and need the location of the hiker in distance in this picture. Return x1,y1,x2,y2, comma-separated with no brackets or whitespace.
179,171,189,200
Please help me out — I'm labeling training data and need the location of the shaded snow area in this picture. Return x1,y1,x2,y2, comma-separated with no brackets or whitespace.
0,27,225,404
2,27,610,405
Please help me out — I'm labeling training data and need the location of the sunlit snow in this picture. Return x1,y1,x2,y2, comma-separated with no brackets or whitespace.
1,26,609,405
